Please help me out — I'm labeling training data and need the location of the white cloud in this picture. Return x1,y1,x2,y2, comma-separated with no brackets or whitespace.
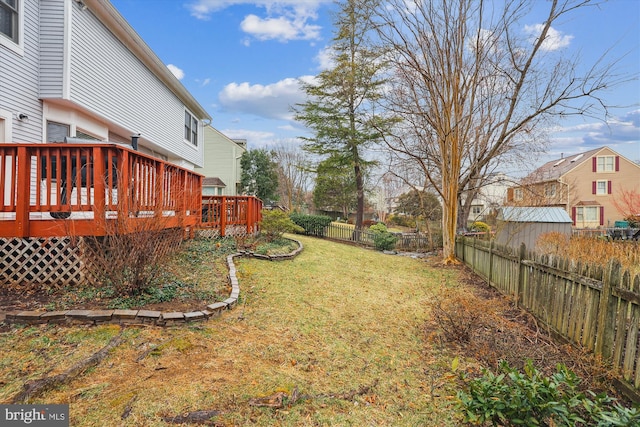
187,0,329,42
219,128,276,147
219,76,314,120
241,13,321,41
167,64,185,80
549,110,640,161
524,24,573,51
315,45,334,70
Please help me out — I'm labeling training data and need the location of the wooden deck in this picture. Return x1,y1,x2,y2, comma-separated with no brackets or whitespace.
0,143,262,238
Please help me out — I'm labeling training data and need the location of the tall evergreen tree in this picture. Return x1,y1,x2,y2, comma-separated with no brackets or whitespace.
295,0,395,232
240,149,279,203
313,154,357,218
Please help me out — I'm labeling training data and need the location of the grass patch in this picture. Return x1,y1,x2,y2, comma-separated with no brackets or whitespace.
0,236,464,425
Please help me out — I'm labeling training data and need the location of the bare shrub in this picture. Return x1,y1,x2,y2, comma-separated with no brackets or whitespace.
74,170,188,296
81,227,183,296
537,233,639,274
430,291,495,343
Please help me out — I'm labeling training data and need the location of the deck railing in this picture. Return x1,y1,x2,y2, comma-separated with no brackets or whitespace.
201,195,262,236
0,143,203,238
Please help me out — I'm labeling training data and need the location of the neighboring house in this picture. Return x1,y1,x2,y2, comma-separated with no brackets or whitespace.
196,125,246,196
506,147,640,228
466,172,515,223
0,0,210,169
495,206,573,250
202,177,226,196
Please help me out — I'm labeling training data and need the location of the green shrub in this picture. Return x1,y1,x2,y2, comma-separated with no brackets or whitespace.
369,223,398,251
458,360,640,426
469,221,490,233
289,213,333,237
259,209,304,242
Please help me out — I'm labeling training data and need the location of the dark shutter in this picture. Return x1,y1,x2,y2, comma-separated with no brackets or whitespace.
592,181,596,194
592,157,597,172
608,181,612,194
571,206,576,225
615,156,620,171
599,206,604,226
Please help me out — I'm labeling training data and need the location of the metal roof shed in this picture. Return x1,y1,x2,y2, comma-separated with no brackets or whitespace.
495,207,573,251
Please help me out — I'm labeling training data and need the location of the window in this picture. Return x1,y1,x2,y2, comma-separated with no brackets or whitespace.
576,206,599,224
514,188,523,201
545,183,556,198
596,156,615,172
75,129,101,141
0,109,11,142
46,121,70,142
596,181,607,195
0,0,18,43
472,206,482,215
184,110,198,146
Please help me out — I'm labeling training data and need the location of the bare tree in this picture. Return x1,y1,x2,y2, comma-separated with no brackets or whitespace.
370,0,623,263
271,142,313,211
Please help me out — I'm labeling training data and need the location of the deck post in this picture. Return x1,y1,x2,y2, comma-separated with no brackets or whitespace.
220,196,227,237
15,147,30,237
92,146,106,234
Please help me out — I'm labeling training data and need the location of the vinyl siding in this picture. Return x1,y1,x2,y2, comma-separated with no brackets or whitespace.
564,147,640,227
39,0,65,99
196,126,246,195
68,6,203,167
0,0,43,142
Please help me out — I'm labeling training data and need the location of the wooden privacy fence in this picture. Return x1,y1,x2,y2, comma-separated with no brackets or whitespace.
455,236,640,398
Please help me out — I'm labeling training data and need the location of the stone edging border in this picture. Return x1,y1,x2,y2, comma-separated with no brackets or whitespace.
1,238,304,327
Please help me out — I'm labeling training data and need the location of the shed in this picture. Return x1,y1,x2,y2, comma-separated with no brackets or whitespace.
495,207,573,250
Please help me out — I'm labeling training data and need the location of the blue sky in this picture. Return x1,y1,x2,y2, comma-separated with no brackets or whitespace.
110,0,640,168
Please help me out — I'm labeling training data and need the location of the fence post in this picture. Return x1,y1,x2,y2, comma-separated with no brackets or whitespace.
516,242,526,308
595,259,621,359
488,240,494,286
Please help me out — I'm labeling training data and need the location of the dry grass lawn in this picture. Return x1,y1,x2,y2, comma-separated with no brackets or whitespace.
0,235,464,426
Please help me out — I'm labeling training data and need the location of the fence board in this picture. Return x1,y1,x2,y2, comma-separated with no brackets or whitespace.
456,236,640,397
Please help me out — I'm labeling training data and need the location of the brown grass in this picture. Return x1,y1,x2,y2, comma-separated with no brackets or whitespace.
536,233,640,275
0,235,464,426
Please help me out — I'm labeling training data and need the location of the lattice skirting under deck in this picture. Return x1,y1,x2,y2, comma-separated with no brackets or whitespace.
0,237,87,287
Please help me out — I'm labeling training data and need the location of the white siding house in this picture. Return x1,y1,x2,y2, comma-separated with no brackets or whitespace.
0,0,210,169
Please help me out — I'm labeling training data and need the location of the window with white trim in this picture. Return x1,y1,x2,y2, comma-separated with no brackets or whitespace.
596,180,607,195
576,206,598,222
596,156,615,172
0,0,18,43
0,0,23,55
472,206,482,215
514,188,523,201
545,183,556,198
184,110,198,147
46,121,70,142
0,109,11,142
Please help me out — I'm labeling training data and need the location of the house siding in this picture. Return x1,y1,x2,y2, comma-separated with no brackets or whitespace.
197,126,246,195
39,0,65,99
68,5,202,167
563,147,640,227
0,0,42,142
